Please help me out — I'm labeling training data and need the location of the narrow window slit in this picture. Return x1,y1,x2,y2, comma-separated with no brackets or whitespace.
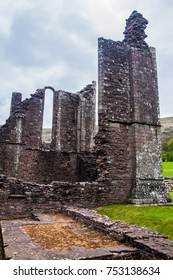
42,89,53,143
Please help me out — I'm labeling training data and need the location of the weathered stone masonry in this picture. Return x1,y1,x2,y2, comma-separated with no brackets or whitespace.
96,11,171,204
0,83,96,184
0,11,171,216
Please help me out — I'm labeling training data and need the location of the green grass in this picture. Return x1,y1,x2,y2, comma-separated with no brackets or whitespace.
170,192,173,200
97,202,173,240
162,162,173,177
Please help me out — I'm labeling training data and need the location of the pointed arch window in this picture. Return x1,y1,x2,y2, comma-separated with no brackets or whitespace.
42,88,54,143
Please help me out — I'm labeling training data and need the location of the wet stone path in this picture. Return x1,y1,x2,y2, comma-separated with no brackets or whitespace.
1,213,137,260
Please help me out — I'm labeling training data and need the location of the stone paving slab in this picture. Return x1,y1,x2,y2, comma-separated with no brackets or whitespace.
62,206,173,260
1,214,137,260
2,221,45,260
134,238,173,259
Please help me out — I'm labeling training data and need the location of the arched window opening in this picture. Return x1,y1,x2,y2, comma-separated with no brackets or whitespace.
42,89,53,143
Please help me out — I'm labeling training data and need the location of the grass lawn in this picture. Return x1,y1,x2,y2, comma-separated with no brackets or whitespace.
162,162,173,177
97,200,173,240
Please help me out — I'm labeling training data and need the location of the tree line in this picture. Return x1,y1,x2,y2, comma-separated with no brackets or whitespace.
162,138,173,162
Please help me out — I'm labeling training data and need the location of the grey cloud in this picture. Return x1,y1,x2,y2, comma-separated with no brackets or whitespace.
3,12,51,67
157,52,173,117
0,0,173,125
2,4,96,69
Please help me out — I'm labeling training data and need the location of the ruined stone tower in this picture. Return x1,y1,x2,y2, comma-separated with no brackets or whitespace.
96,11,171,204
0,11,171,215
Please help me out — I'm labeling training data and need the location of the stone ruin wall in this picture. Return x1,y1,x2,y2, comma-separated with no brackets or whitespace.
0,11,171,218
0,175,123,219
96,38,168,204
96,11,171,204
0,83,97,184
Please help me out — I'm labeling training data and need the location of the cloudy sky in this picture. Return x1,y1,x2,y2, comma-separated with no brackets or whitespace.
0,0,173,126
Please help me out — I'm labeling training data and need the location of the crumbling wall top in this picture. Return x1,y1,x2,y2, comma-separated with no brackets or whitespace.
123,10,149,48
78,81,96,101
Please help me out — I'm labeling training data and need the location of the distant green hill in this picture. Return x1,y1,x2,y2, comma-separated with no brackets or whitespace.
161,117,173,133
160,117,173,145
160,117,173,163
42,128,52,143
